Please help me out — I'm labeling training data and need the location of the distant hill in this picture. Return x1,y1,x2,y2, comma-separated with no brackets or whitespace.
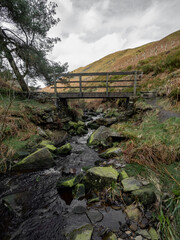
43,30,180,94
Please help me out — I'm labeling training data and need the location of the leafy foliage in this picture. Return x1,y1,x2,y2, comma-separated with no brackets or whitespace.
0,0,68,91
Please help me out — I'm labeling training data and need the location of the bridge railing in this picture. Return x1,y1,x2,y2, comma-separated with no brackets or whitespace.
51,71,143,99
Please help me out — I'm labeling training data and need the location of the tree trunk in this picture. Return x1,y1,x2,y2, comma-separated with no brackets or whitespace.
0,31,29,92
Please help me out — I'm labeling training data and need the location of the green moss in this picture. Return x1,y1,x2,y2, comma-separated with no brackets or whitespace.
39,140,56,152
99,147,121,159
57,143,72,155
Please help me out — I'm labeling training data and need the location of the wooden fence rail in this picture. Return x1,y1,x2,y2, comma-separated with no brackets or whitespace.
51,71,143,100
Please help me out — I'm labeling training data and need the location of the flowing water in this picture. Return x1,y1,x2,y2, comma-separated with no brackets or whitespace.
0,112,127,240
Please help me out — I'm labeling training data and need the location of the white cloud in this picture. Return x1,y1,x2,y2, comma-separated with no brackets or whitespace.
48,0,180,71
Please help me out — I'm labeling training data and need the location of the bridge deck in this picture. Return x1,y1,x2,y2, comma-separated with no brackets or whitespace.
57,92,134,99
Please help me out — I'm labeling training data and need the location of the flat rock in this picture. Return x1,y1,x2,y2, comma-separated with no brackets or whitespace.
86,209,103,224
137,229,151,239
122,177,142,192
66,223,93,240
86,166,119,189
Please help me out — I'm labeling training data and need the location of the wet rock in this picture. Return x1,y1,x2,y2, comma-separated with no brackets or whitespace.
57,143,72,155
12,147,54,171
87,121,99,130
136,229,151,239
103,232,117,240
74,184,85,199
85,167,119,189
70,199,87,214
66,223,93,240
121,177,142,192
125,204,142,222
88,126,125,147
77,126,88,135
57,174,83,188
99,147,122,159
131,184,157,206
39,140,57,152
86,209,103,224
148,227,159,240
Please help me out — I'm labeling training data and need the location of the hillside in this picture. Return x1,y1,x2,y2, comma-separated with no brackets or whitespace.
42,30,180,98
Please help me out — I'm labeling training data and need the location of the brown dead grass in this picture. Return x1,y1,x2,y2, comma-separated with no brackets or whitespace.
123,142,177,170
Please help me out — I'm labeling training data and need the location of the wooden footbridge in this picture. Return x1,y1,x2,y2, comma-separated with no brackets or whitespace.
52,71,144,100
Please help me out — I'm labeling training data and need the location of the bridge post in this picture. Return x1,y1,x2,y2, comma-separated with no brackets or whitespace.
54,74,58,107
133,71,137,96
106,73,109,97
79,75,82,97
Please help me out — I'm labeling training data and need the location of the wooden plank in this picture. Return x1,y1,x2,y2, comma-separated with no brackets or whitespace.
79,75,82,97
59,71,142,77
106,73,108,97
56,79,141,83
54,75,58,107
51,85,135,89
134,71,137,96
57,92,134,99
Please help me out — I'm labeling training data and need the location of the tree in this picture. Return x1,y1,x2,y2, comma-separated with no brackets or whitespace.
0,0,68,92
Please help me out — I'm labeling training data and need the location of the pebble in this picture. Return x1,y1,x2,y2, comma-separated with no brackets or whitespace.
129,223,138,231
135,236,143,240
125,230,131,236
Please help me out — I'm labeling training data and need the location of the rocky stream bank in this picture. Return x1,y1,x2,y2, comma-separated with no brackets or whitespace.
0,105,161,240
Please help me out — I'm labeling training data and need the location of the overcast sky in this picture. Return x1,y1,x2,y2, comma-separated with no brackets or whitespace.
48,0,180,71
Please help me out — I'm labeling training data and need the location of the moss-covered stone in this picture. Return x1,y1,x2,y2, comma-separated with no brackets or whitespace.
12,147,54,171
119,170,129,180
99,147,122,159
39,140,56,152
131,184,157,206
85,166,119,189
74,184,85,199
57,143,72,155
66,224,93,240
121,177,142,192
77,126,88,136
148,227,159,240
88,126,122,147
57,174,83,188
125,204,142,222
103,232,117,240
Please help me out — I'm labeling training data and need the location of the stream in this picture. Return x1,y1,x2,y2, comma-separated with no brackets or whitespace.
0,112,127,240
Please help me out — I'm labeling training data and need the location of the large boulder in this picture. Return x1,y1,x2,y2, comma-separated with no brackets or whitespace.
12,147,54,171
88,126,125,147
85,166,119,189
99,147,122,159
